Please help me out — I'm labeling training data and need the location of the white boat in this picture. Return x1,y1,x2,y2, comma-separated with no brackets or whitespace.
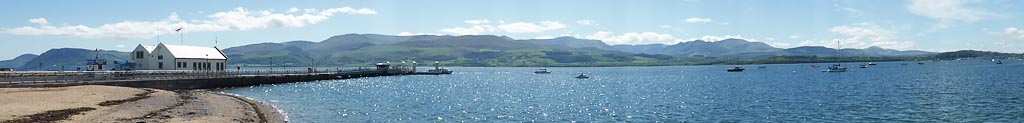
534,68,551,74
822,64,847,72
823,39,847,72
727,67,745,72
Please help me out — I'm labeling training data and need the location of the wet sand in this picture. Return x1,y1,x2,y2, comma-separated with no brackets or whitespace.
0,85,286,123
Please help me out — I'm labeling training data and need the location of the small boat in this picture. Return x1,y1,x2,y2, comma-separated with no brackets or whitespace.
575,73,589,79
727,67,745,72
996,60,1004,64
859,64,868,68
534,69,551,74
822,64,847,72
917,62,924,65
867,62,877,65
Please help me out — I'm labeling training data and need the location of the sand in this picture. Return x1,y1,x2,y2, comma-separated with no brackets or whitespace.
0,85,286,123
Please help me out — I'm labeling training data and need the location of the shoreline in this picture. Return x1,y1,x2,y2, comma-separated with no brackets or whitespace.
0,85,286,123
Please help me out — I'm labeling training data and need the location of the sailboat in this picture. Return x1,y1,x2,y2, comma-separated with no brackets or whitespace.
822,39,847,72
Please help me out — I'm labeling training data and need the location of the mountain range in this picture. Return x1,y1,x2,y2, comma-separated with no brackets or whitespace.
3,33,940,69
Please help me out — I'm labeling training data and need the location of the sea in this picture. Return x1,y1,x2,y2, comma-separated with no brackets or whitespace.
221,60,1024,122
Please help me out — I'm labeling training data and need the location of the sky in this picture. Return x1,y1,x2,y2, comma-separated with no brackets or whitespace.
2,0,1023,59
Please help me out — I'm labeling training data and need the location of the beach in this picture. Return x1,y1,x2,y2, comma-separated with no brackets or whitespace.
0,85,285,123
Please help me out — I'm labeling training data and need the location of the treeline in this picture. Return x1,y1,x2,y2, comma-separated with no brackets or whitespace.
931,50,1023,60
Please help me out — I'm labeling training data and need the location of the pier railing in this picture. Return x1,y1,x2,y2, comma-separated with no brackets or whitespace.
0,70,335,84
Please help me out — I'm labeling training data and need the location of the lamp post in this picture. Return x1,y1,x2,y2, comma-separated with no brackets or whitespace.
269,57,273,70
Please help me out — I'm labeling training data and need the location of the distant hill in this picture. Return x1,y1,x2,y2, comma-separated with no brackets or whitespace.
0,54,38,68
521,37,613,50
218,34,941,66
657,39,782,57
4,33,951,68
18,48,128,70
612,44,667,54
862,46,933,56
222,42,313,66
222,34,678,66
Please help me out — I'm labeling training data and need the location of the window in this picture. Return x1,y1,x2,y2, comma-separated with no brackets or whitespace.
158,62,163,69
158,55,163,60
135,52,144,59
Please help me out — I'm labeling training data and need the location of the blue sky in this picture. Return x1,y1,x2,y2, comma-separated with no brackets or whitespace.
2,0,1023,59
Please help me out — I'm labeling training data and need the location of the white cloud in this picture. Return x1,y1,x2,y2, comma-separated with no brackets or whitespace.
907,0,1002,31
1002,27,1024,39
28,18,47,25
906,0,994,22
684,35,756,42
810,22,915,49
439,20,566,35
576,20,597,26
116,44,125,48
765,37,776,41
535,36,557,39
464,19,490,24
580,31,679,45
167,12,181,21
574,31,755,45
438,25,495,35
659,25,672,28
497,21,566,33
788,35,801,39
4,7,376,39
397,32,441,36
990,27,1024,41
770,42,792,48
683,18,713,23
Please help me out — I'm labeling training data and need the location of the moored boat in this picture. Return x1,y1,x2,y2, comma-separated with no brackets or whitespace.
534,68,551,74
575,73,589,79
727,67,745,72
822,39,847,72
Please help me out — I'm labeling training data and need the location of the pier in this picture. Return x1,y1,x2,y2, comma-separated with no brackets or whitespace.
1,61,452,90
336,62,453,79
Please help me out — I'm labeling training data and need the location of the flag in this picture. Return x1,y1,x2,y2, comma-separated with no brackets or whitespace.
175,27,182,32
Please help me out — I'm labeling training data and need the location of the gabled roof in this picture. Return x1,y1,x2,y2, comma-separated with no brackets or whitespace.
158,43,227,60
134,44,157,53
142,46,156,53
